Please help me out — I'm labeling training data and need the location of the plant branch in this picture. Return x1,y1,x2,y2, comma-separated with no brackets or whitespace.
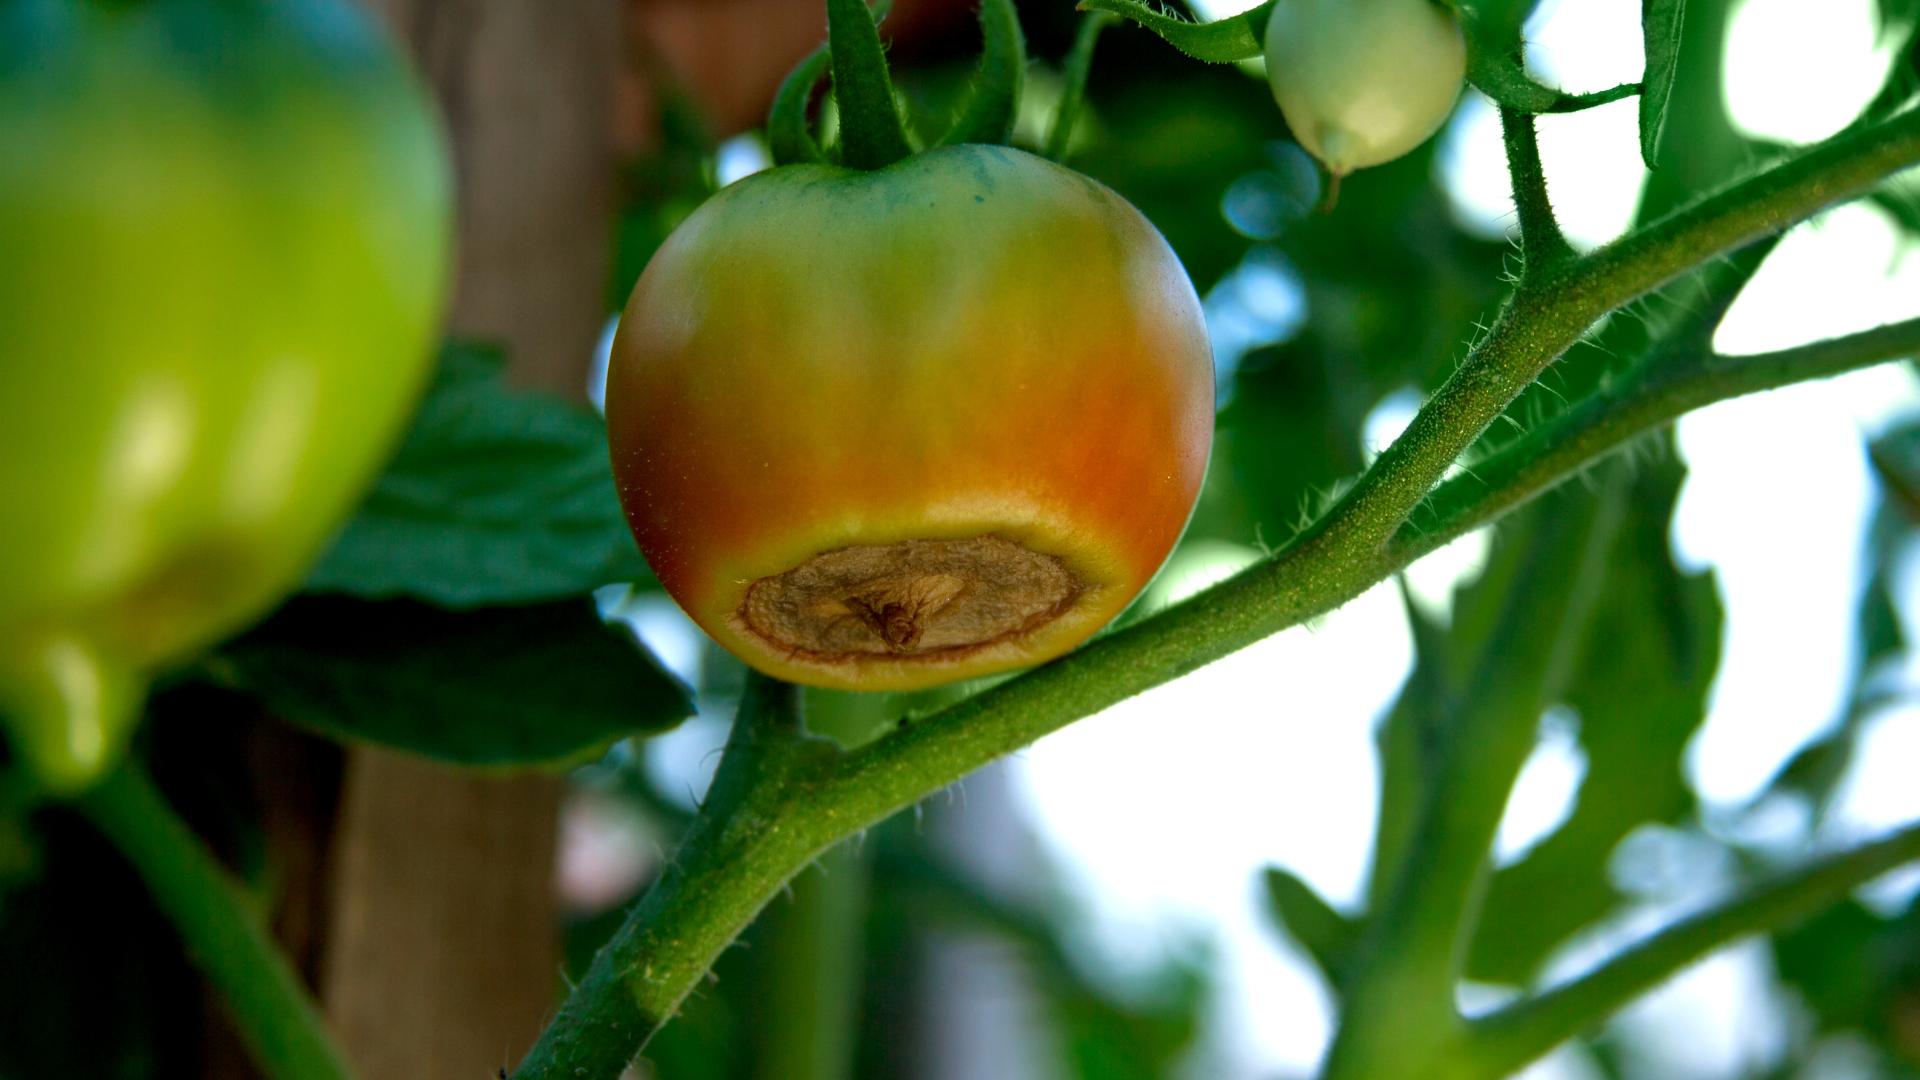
514,676,843,1079
1471,821,1920,1074
77,763,359,1080
1323,477,1628,1080
514,103,1920,1080
1560,106,1920,321
1396,315,1920,564
1502,107,1574,272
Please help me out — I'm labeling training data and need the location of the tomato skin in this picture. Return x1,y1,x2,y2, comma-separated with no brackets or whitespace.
0,0,452,789
1264,0,1466,176
607,144,1214,691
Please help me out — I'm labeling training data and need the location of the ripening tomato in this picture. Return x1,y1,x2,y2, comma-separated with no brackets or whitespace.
607,144,1214,692
1264,0,1467,176
0,0,451,790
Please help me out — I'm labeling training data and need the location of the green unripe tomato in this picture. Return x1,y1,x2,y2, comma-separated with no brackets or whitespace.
1264,0,1467,176
0,0,452,791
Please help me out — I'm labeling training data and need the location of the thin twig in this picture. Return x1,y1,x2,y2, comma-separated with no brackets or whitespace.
78,764,360,1080
1397,315,1920,563
1501,107,1575,272
1471,822,1920,1074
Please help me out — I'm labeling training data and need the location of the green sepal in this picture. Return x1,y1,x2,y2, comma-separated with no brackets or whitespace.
210,595,693,769
1076,0,1272,64
827,0,912,170
937,0,1026,148
1044,10,1114,161
1639,0,1688,168
769,45,832,166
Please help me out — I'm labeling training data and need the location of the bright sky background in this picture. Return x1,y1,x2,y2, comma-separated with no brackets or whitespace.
605,1,1920,1077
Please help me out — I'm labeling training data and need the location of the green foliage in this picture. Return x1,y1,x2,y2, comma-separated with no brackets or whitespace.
16,2,1920,1080
1775,900,1920,1035
306,343,653,607
207,341,696,767
211,596,690,768
1076,0,1271,64
1264,865,1361,992
1639,0,1688,167
1468,451,1721,984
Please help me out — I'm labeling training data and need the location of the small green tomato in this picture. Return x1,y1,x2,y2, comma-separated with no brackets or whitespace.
1264,0,1467,176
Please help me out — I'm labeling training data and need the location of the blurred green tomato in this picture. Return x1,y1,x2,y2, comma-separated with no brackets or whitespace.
1264,0,1467,176
0,0,452,791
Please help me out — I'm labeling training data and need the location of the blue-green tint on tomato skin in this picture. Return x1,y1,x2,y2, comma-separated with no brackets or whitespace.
608,144,1214,692
0,0,453,791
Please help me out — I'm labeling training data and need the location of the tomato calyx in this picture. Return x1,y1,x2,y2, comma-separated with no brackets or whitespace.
736,535,1089,660
771,0,1026,170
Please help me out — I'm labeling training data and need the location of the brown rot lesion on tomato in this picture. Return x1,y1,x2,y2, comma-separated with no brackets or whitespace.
735,536,1089,661
605,0,1213,692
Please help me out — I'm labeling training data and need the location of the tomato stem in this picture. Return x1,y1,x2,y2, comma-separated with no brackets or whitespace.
1499,107,1574,271
826,0,912,170
77,762,361,1080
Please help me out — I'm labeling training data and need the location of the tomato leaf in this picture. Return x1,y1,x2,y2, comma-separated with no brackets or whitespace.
1262,866,1360,993
305,342,653,609
211,596,692,768
827,0,913,169
1639,0,1687,168
1077,0,1271,64
1466,451,1721,984
1773,900,1920,1039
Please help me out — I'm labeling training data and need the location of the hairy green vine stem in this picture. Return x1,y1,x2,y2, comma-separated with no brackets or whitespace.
514,92,1920,1080
518,677,849,1078
78,763,360,1080
1502,109,1574,271
1397,313,1920,564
